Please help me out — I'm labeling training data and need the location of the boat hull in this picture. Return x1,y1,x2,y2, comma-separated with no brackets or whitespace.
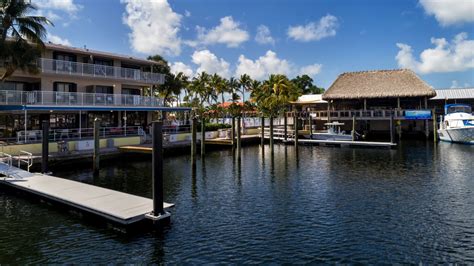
311,133,353,141
438,127,474,144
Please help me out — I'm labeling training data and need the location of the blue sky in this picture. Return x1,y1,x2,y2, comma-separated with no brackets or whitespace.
35,0,474,89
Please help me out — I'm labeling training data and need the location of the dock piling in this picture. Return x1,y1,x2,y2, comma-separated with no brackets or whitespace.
390,113,394,144
201,118,206,156
294,112,299,148
260,116,265,147
191,116,197,162
237,116,242,157
352,115,356,141
93,118,100,174
433,110,437,143
284,114,288,141
41,120,49,174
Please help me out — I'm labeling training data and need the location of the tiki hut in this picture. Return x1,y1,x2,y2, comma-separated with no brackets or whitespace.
323,69,436,110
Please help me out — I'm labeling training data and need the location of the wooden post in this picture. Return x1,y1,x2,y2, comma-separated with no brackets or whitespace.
41,120,49,174
152,121,164,216
191,116,197,161
93,118,100,174
352,115,356,141
201,118,205,156
284,113,288,141
433,110,437,143
390,113,394,144
237,117,242,157
231,116,235,147
294,112,299,147
309,115,313,137
269,116,274,152
260,116,265,147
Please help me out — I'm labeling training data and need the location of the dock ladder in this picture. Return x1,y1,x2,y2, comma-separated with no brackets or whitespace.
18,150,33,172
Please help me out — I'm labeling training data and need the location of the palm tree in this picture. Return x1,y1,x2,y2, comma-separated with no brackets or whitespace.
1,0,52,80
238,74,251,102
252,74,301,151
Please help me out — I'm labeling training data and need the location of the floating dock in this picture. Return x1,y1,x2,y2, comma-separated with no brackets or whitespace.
0,163,173,225
204,134,260,146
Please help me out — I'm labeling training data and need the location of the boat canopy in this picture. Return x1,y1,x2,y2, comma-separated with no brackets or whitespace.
324,122,345,126
445,104,472,115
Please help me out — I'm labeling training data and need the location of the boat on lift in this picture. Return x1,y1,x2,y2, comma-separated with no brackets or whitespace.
309,121,354,141
437,104,474,144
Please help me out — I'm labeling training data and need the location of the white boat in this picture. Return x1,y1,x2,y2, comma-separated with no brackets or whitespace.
310,121,354,141
437,104,474,144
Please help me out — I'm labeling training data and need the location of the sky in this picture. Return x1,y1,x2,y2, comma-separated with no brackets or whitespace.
32,0,474,89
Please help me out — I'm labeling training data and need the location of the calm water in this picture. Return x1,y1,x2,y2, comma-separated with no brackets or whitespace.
1,142,473,263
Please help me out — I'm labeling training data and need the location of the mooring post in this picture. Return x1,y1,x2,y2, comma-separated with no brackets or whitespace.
201,118,206,156
260,116,265,147
41,120,49,174
93,118,100,174
352,115,356,141
231,116,236,148
237,116,242,157
152,121,164,216
269,116,274,152
433,110,437,143
191,116,197,161
390,113,394,144
284,114,288,141
294,112,299,147
309,114,313,137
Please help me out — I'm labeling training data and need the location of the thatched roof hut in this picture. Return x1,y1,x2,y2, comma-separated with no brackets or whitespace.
322,69,436,100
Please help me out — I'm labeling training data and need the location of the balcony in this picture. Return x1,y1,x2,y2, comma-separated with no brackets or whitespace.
0,90,163,108
38,58,165,85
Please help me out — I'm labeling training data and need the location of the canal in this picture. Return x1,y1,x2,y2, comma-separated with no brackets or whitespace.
1,141,473,263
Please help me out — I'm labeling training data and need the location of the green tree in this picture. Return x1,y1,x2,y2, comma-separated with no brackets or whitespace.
291,74,324,94
0,0,52,80
238,74,251,102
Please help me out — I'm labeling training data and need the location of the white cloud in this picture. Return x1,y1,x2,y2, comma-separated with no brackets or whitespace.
299,64,322,76
235,50,291,80
122,0,182,56
170,61,194,77
34,0,82,14
195,16,249,48
191,50,230,78
450,80,459,88
419,0,474,26
287,14,338,42
184,10,191,17
396,32,474,74
255,25,275,45
46,33,71,46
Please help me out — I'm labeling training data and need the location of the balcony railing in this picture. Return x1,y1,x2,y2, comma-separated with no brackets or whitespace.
38,58,165,84
307,109,428,120
0,90,163,107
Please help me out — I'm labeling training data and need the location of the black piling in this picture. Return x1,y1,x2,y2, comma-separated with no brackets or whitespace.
152,121,164,216
93,118,100,174
41,120,49,174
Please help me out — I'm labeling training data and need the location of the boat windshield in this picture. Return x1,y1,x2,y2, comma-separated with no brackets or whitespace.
447,105,472,114
464,120,474,126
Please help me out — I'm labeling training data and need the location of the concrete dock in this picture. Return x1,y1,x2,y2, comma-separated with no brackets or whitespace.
0,163,173,225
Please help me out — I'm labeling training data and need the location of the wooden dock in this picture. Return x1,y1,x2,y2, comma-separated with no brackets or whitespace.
0,163,173,225
204,134,260,146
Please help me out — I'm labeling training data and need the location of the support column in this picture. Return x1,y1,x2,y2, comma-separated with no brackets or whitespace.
24,109,27,143
152,121,164,216
41,120,49,174
79,110,82,139
237,117,241,158
269,116,274,152
390,113,394,144
201,118,206,156
191,116,197,163
231,116,235,147
260,116,265,147
433,110,437,143
93,118,100,174
352,115,356,141
294,112,299,147
309,115,313,137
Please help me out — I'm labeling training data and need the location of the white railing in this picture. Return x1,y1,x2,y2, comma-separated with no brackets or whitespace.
308,109,410,120
38,58,165,84
18,150,33,172
0,90,163,107
15,126,145,144
0,152,13,178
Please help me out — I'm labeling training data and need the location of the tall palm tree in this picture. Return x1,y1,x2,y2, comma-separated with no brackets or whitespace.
1,0,52,80
210,73,228,105
238,74,251,102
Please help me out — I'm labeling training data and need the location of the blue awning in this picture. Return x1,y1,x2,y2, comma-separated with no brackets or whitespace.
0,105,191,112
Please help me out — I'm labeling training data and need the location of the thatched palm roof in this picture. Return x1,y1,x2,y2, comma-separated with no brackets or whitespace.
322,69,436,100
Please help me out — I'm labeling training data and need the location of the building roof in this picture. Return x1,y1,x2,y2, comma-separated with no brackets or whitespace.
322,69,436,100
290,94,327,104
431,88,474,100
45,42,157,66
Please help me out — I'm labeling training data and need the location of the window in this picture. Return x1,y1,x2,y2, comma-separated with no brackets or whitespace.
54,82,77,93
53,52,77,72
53,82,77,104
